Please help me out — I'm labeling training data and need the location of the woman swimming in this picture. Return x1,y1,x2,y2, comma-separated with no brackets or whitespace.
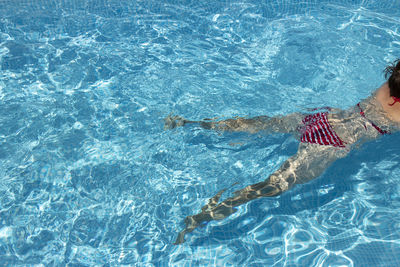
166,60,400,244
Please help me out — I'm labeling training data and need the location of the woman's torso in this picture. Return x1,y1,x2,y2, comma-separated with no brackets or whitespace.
328,85,400,146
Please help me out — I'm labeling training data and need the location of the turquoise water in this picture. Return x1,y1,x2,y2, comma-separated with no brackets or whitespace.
1,0,400,266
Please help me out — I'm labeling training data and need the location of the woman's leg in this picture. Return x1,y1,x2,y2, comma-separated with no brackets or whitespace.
165,113,303,134
174,144,348,244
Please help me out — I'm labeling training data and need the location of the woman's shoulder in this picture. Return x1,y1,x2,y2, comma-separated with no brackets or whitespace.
374,83,400,123
355,84,400,131
375,83,390,103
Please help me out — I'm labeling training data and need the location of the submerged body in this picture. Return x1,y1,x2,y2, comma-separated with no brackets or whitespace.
329,83,400,144
203,83,400,146
167,82,400,244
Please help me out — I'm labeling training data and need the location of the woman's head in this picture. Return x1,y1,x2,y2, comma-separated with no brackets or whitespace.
384,59,400,98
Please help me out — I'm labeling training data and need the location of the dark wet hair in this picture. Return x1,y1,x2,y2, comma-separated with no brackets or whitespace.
384,59,400,98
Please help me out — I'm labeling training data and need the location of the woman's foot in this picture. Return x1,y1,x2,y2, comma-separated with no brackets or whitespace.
164,114,187,130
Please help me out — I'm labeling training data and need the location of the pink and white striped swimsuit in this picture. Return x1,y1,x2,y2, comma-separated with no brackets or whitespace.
300,112,346,148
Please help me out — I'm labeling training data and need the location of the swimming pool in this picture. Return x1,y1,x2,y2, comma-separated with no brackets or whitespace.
1,0,400,265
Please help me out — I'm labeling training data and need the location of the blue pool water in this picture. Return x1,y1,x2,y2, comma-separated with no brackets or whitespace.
1,0,400,265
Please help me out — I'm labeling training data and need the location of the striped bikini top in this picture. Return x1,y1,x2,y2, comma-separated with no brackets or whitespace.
357,103,389,135
389,96,400,106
